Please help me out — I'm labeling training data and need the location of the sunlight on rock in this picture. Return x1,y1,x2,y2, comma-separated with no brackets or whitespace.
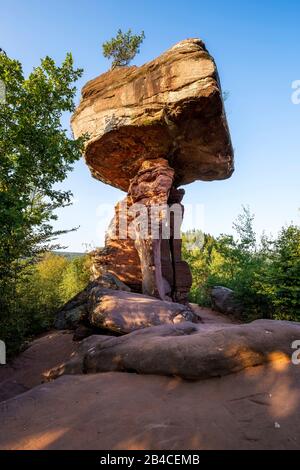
268,351,289,371
5,428,69,450
270,380,299,418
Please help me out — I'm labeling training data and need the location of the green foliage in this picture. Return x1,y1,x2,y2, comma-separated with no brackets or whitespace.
183,208,300,322
182,231,216,306
59,255,91,303
102,29,145,68
0,52,86,354
1,253,91,356
255,225,300,321
0,52,85,273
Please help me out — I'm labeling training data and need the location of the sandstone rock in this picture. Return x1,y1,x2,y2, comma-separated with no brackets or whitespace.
55,282,195,334
91,243,142,293
3,365,300,450
0,331,77,402
55,273,131,330
93,271,131,292
91,197,143,292
72,38,234,191
211,286,241,316
72,325,94,342
87,288,195,334
47,319,300,381
90,163,192,302
127,158,192,300
55,297,88,330
70,38,234,303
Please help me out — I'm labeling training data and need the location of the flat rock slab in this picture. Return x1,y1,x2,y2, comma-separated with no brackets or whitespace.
0,331,77,402
0,306,228,402
71,38,234,191
1,366,300,450
47,319,300,381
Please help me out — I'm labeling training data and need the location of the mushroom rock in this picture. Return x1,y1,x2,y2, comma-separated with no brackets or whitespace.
72,38,234,304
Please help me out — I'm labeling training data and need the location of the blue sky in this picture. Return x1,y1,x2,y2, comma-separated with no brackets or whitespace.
1,0,299,251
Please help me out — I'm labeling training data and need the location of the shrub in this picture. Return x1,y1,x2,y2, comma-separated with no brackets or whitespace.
0,252,91,356
59,255,91,303
183,209,300,322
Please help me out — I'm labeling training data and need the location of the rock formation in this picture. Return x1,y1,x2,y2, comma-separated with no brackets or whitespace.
55,276,195,333
71,38,234,306
211,286,242,316
48,319,300,381
3,312,300,451
4,40,300,454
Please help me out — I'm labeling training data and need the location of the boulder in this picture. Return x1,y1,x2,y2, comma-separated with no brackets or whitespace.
47,319,300,381
55,283,195,334
87,287,195,333
72,38,234,191
55,296,88,330
211,286,241,315
93,271,131,292
55,273,131,330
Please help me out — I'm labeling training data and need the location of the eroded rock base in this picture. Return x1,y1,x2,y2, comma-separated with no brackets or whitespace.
91,158,192,304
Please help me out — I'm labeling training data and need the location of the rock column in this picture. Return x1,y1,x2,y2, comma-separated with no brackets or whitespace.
128,158,174,300
91,158,192,304
128,158,192,303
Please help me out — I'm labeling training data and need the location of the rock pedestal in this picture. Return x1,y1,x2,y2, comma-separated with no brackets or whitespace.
91,158,192,303
69,38,234,323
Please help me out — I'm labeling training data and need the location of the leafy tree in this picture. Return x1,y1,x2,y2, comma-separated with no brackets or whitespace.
257,225,300,320
182,231,217,304
183,208,300,322
0,52,86,351
3,253,91,356
59,255,91,303
232,205,256,251
33,253,69,313
102,29,145,68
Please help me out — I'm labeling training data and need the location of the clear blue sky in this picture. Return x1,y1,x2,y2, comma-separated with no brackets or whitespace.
1,0,299,251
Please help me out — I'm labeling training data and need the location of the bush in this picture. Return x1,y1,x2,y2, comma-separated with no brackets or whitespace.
59,255,91,303
0,252,91,356
183,208,300,322
255,225,300,321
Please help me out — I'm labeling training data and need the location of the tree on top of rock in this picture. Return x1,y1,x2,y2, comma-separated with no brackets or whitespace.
102,29,145,69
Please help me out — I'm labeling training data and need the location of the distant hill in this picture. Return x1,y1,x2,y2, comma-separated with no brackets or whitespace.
54,251,85,260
